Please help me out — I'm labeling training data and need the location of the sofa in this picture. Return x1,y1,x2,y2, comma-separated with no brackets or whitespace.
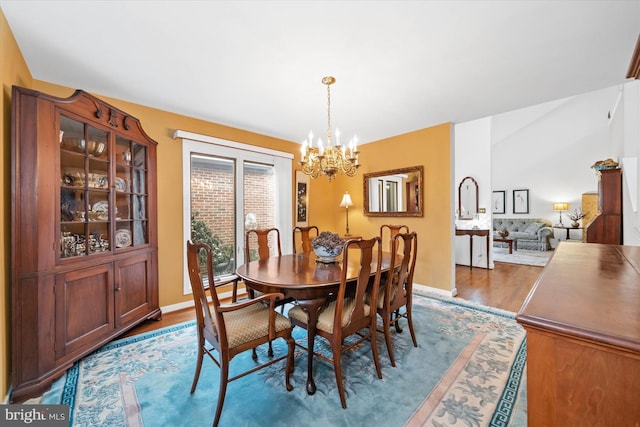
492,218,554,251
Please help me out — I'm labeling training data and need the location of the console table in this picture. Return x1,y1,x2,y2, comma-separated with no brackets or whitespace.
553,225,583,241
455,228,489,269
516,242,640,426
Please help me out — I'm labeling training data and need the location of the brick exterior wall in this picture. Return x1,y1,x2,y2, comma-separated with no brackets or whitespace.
191,157,276,270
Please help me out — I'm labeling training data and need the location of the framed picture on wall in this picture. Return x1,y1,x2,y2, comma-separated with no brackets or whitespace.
295,170,309,227
513,189,529,214
492,190,506,214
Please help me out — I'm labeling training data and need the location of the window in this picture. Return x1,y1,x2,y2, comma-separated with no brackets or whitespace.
178,131,292,294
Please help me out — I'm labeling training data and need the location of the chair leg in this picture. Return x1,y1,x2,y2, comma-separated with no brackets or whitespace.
190,345,205,393
406,306,418,348
370,321,383,379
268,341,274,357
285,335,295,392
213,359,230,427
251,347,258,361
394,309,403,333
332,344,348,409
382,313,396,367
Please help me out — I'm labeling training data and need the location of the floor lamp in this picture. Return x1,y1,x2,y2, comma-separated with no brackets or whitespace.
339,191,353,236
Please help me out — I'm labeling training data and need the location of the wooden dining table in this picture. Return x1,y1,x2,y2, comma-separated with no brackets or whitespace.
235,250,397,395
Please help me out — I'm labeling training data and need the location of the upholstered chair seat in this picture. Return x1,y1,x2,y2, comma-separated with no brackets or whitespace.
223,304,292,349
289,297,371,334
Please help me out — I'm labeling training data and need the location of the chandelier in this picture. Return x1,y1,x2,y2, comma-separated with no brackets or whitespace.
299,76,360,182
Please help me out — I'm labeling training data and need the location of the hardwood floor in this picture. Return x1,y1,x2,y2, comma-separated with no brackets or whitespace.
454,262,542,312
125,261,543,337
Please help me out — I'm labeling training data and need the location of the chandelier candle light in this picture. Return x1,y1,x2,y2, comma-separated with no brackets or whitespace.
339,191,354,236
299,76,360,182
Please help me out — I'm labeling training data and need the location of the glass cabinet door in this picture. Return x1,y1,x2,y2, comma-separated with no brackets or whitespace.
115,136,148,249
59,114,149,259
59,114,110,258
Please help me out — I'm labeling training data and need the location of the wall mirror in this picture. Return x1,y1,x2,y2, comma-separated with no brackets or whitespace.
458,176,478,219
363,165,423,217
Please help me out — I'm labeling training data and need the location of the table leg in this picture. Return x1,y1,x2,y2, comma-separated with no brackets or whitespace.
486,235,490,268
296,297,326,395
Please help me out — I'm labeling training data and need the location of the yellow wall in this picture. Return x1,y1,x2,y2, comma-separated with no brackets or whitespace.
334,125,454,289
0,7,453,400
1,8,34,402
33,81,301,311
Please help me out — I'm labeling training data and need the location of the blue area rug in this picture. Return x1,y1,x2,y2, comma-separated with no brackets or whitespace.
38,293,527,426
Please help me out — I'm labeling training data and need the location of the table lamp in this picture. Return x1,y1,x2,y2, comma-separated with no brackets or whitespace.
553,202,569,226
339,191,354,236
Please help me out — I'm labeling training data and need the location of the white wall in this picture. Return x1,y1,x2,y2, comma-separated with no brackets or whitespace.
455,82,640,269
454,117,492,268
491,85,619,234
618,82,640,245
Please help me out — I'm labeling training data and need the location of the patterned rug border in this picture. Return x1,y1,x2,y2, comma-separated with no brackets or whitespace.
56,292,526,426
490,338,526,426
408,291,526,426
59,320,197,419
413,289,518,318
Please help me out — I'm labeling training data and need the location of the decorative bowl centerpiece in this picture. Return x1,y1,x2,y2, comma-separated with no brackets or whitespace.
591,158,619,171
497,228,509,238
567,209,586,228
311,231,345,263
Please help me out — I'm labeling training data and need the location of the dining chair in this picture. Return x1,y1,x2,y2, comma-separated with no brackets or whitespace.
244,227,289,302
245,227,291,356
292,225,319,254
245,227,282,262
375,231,418,367
244,227,283,300
380,224,410,252
288,237,384,408
186,241,294,427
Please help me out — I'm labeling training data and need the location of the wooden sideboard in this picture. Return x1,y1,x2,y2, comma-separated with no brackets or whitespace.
516,242,640,426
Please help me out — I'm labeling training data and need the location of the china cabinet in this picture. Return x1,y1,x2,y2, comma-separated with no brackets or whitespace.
585,168,622,244
10,86,160,402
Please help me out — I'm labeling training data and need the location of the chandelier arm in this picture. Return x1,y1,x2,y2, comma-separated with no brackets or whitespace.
326,81,332,147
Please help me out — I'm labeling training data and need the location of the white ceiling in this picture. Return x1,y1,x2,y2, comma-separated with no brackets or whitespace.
2,1,639,144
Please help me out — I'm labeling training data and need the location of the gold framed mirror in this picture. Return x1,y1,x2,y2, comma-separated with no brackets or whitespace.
363,165,423,217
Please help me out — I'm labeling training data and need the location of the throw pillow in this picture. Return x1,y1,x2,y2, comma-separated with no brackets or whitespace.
524,222,544,234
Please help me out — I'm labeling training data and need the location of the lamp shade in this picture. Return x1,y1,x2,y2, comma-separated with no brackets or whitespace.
553,202,569,211
339,192,353,208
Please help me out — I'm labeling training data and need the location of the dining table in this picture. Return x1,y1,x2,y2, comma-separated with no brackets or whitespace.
235,250,397,395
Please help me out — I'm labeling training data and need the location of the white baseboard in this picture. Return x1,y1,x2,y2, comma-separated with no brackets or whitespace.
414,283,456,297
160,289,236,314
